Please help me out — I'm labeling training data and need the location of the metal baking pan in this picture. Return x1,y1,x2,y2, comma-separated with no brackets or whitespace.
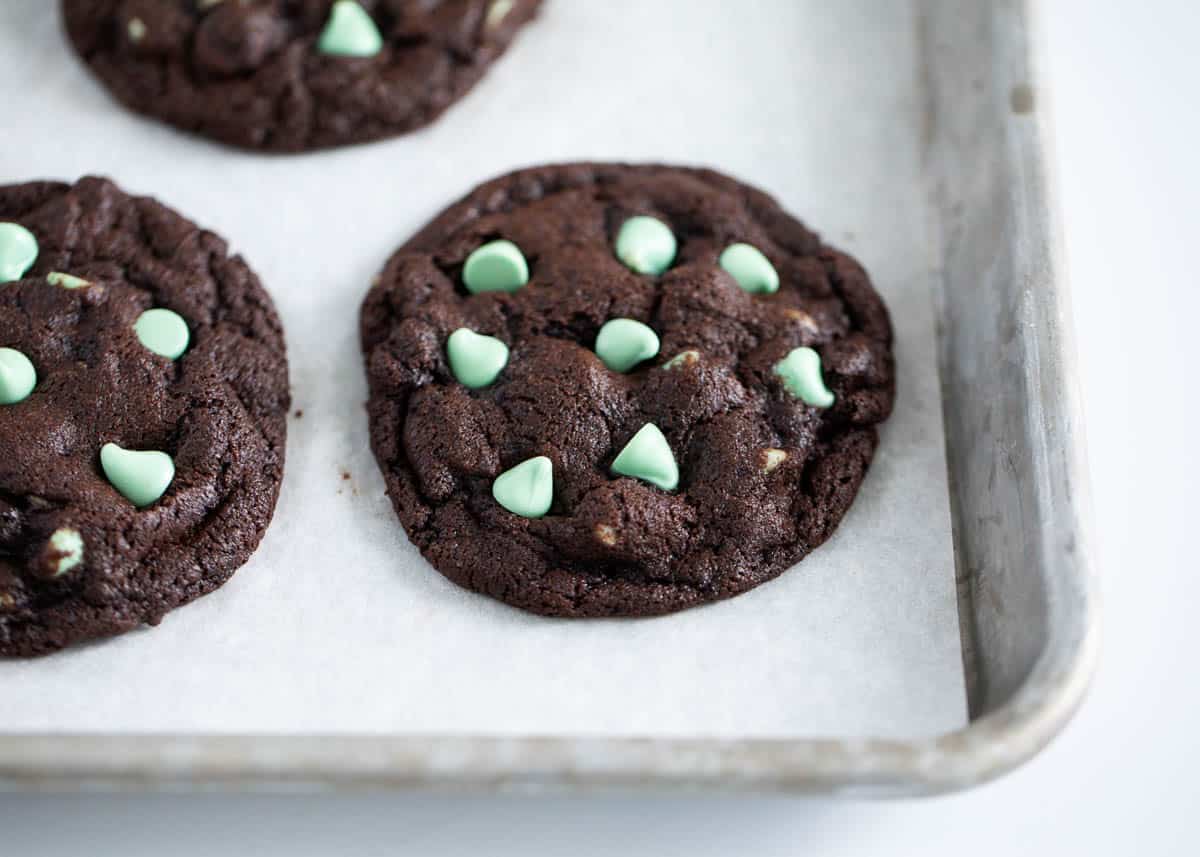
0,0,1097,795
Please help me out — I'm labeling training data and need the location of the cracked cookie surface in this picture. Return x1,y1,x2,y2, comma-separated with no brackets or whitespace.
62,0,542,152
361,163,895,617
0,177,288,656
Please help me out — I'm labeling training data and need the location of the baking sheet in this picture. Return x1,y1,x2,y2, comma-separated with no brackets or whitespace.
0,0,965,739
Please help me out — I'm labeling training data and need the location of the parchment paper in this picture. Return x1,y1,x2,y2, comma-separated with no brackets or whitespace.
0,0,966,738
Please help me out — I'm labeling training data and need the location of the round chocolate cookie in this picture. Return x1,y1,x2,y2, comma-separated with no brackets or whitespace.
0,177,288,656
61,0,543,152
361,163,895,617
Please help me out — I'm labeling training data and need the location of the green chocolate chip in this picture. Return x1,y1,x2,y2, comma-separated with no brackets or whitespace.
595,318,659,373
615,216,676,275
774,346,835,408
318,0,383,57
492,456,553,519
0,222,38,283
47,271,91,289
0,348,36,405
611,423,678,491
463,239,529,294
662,350,699,370
100,443,175,508
135,308,190,360
127,17,147,42
719,242,779,294
47,528,84,577
447,328,509,389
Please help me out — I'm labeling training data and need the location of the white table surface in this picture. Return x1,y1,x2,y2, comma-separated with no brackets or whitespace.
3,0,1197,853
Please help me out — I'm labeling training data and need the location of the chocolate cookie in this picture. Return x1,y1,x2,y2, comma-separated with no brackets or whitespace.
61,0,543,152
361,164,895,617
0,177,289,656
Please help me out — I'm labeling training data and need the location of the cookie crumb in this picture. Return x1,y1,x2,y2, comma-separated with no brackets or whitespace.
1010,83,1035,115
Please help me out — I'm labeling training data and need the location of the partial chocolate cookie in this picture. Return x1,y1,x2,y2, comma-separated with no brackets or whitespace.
361,163,895,617
61,0,542,152
0,177,288,656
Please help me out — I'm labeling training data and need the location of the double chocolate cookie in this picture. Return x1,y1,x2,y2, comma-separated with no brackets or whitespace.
0,177,289,656
361,163,895,617
62,0,542,152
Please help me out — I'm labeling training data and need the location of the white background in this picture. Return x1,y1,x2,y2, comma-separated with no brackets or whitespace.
3,0,1198,853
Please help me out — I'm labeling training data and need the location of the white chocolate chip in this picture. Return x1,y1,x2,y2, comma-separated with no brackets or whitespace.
127,17,147,42
594,523,618,547
486,0,515,30
47,528,84,577
46,271,91,289
784,308,819,334
662,350,700,370
760,448,788,473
